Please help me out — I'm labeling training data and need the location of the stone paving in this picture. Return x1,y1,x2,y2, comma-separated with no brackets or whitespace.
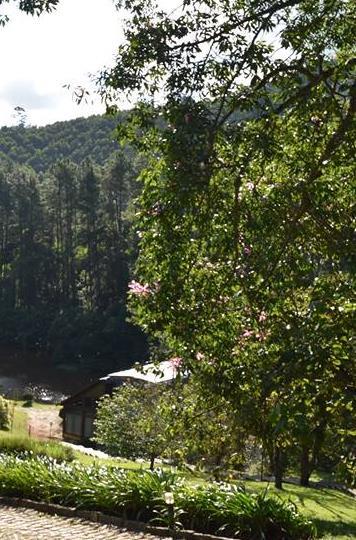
0,505,165,540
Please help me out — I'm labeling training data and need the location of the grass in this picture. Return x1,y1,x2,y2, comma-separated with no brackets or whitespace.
242,480,356,540
8,405,28,436
72,451,147,469
12,399,61,410
1,399,60,439
0,433,74,462
21,401,61,410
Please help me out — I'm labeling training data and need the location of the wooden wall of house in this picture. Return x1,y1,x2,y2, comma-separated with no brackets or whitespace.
61,381,111,443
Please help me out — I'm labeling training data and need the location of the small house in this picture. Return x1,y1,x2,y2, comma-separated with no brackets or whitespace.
60,361,176,444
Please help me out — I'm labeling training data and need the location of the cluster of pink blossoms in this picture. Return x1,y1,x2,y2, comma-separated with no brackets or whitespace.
238,312,269,345
169,356,183,369
128,280,151,296
240,327,268,343
258,311,267,322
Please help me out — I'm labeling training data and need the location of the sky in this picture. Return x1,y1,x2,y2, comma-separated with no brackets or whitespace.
0,0,125,127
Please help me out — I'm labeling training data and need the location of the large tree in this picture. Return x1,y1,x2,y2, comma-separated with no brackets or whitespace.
99,0,355,487
0,0,58,25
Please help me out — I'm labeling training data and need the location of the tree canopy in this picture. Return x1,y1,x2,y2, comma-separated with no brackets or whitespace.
0,0,58,25
0,115,124,172
100,0,355,487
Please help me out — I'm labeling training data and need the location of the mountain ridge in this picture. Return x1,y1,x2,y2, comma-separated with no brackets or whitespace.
0,114,126,172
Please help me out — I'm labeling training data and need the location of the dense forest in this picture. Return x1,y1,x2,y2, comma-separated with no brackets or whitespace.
0,116,147,373
0,115,126,172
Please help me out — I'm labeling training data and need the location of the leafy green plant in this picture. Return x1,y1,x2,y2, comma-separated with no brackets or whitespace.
176,483,316,539
0,455,315,539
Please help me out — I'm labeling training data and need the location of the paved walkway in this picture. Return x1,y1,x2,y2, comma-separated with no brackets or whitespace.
0,505,165,540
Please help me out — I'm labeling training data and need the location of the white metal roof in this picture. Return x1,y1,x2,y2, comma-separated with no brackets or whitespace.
100,360,177,384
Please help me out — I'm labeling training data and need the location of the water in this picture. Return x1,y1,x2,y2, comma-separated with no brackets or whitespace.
0,376,67,403
0,346,96,403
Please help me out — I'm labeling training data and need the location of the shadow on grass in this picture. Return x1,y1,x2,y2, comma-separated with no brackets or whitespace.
283,485,356,516
313,518,356,538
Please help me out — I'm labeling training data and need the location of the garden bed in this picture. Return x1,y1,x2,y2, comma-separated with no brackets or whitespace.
0,455,314,540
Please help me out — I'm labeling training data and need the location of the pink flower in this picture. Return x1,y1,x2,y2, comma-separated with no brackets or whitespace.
196,352,205,361
243,245,252,256
169,356,183,368
258,311,267,322
246,181,255,191
128,280,151,296
242,329,254,338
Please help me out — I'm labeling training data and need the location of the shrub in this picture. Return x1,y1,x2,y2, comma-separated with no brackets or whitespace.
176,483,315,539
0,455,315,539
22,398,33,408
0,396,11,430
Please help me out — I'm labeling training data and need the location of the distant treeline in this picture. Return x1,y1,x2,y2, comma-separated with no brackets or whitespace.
0,115,127,172
0,115,148,373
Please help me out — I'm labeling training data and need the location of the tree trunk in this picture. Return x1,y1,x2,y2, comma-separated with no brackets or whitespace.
274,446,283,489
150,455,155,471
300,420,327,487
300,444,311,487
266,442,274,476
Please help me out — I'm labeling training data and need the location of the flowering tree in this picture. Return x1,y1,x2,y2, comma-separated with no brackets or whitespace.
99,0,355,488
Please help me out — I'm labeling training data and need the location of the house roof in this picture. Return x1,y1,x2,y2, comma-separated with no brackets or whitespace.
61,361,178,407
100,360,177,384
60,380,105,406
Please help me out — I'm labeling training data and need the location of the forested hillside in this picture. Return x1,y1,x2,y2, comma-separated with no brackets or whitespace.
0,116,147,374
0,115,125,172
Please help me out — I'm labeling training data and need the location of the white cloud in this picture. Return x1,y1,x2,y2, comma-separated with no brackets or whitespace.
0,80,57,109
0,0,123,126
0,0,179,127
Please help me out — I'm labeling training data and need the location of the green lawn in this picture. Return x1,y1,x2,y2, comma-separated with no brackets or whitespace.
241,480,356,540
1,399,59,438
72,451,148,469
15,399,61,410
9,405,28,436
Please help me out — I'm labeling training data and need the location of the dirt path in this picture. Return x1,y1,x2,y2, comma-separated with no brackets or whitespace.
25,407,62,440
